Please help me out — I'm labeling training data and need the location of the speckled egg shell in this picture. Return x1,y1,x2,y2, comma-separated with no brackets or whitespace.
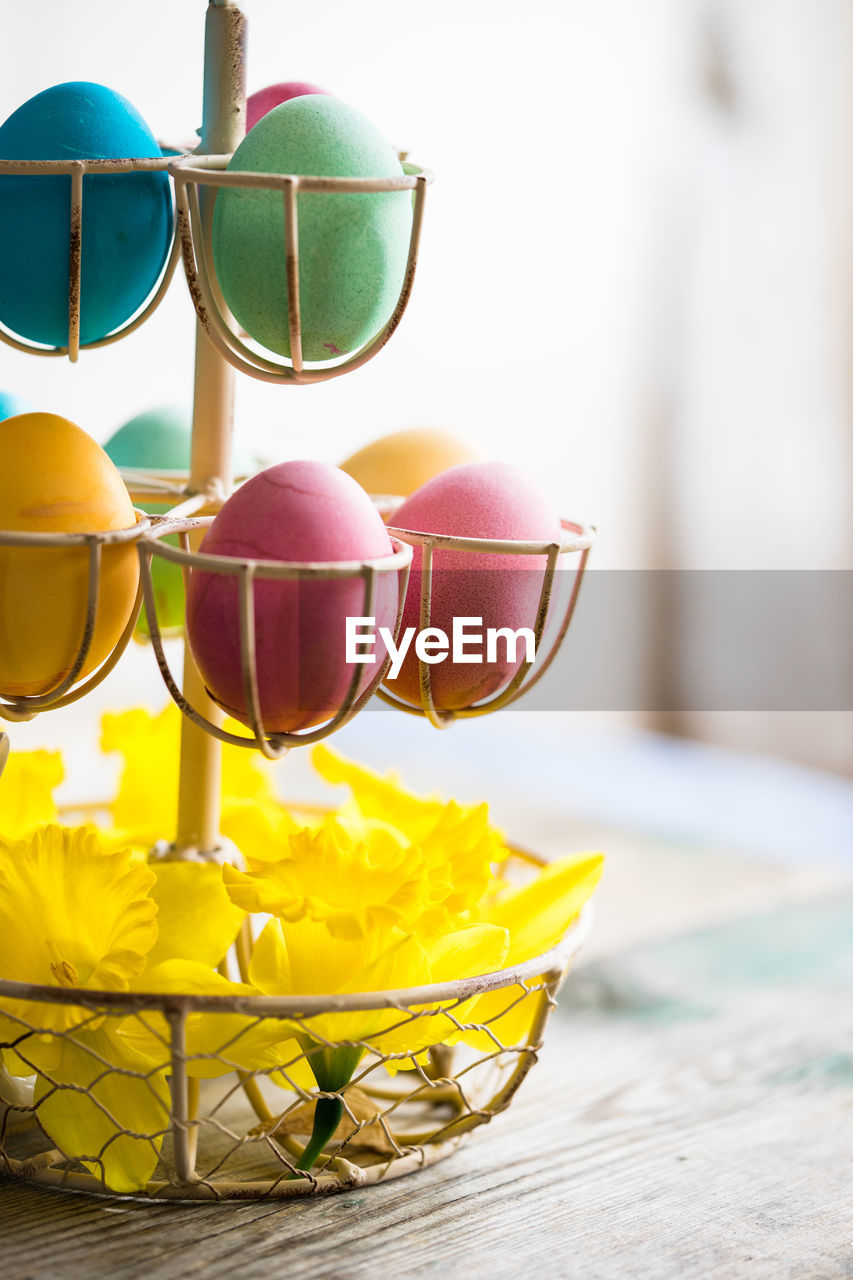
0,82,173,348
247,82,330,132
212,96,410,362
384,462,562,711
0,412,140,696
185,460,398,732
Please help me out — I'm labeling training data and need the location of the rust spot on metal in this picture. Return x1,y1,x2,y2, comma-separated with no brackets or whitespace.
176,206,210,328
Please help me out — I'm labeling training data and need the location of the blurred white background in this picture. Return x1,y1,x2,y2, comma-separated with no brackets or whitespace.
0,0,850,774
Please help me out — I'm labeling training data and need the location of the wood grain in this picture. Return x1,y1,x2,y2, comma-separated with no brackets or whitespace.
3,881,851,1280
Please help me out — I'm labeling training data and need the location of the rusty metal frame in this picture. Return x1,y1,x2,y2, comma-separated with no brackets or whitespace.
138,515,413,759
0,156,182,362
0,513,151,722
376,519,596,727
169,153,433,384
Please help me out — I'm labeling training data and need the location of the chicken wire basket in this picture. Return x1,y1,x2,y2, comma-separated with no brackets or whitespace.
0,904,591,1200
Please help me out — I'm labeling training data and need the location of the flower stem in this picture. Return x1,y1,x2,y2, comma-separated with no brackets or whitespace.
297,1095,344,1171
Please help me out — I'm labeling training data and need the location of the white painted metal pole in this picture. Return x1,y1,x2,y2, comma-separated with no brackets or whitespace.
174,1,246,856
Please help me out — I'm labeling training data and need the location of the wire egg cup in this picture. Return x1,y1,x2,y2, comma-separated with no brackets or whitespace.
169,153,433,384
0,883,591,1201
0,156,181,362
0,513,151,723
133,508,594,753
0,152,431,383
138,514,414,760
381,519,595,728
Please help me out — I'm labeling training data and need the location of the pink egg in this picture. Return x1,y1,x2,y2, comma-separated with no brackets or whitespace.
384,462,562,711
186,461,398,732
246,82,330,132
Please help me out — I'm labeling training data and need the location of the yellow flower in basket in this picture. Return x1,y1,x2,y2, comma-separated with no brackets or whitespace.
0,747,63,838
101,704,281,848
222,784,602,1171
0,825,264,1193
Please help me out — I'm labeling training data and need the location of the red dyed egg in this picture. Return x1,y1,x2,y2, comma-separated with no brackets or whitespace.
384,462,562,711
186,461,397,732
246,82,330,132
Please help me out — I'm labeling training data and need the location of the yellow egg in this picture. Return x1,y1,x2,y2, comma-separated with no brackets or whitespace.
340,427,484,498
0,412,140,697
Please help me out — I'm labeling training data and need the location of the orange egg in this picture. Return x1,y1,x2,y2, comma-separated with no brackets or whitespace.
0,412,140,696
340,427,484,498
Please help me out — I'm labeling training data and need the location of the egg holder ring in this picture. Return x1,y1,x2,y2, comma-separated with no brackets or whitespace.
137,515,414,760
0,878,591,1201
168,153,433,385
375,519,596,729
0,512,153,723
0,155,183,363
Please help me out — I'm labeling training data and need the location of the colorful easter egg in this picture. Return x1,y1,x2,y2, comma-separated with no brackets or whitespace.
384,462,562,711
341,427,484,498
212,96,410,361
185,460,398,732
247,82,330,132
0,82,172,347
0,412,140,696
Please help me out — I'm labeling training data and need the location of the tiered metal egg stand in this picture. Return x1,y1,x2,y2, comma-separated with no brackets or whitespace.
0,0,595,1199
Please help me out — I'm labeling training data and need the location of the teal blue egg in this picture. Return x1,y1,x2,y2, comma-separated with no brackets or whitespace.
0,82,173,348
104,405,256,477
0,391,34,422
212,96,410,362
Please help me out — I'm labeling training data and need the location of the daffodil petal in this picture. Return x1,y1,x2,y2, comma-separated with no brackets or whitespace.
249,919,292,993
147,862,244,970
32,1023,169,1194
102,704,279,846
0,749,63,839
427,924,510,983
481,852,604,964
0,827,158,1033
221,798,301,863
118,961,290,1081
372,924,511,1060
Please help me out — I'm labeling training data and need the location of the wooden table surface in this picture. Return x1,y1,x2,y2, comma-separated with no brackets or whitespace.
2,714,852,1279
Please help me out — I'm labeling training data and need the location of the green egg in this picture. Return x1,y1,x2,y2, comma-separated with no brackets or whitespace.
104,406,256,638
212,96,411,362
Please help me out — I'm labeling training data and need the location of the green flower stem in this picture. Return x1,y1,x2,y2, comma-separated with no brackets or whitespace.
297,1095,344,1171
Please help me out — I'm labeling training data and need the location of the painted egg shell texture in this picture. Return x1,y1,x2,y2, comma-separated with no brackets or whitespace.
247,81,330,132
0,411,140,696
384,462,562,711
0,82,172,348
212,96,411,362
185,460,399,732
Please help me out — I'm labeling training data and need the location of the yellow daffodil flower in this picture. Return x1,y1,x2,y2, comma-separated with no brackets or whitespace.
0,748,63,839
0,825,258,1193
245,913,508,1169
101,705,280,848
224,813,512,1169
457,851,605,1051
312,743,508,861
